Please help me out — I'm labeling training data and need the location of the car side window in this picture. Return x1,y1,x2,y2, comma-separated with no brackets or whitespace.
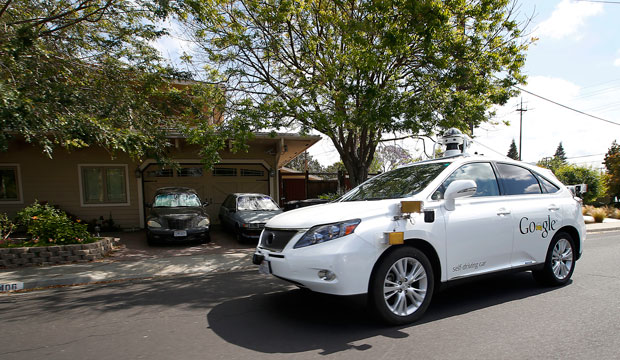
432,162,499,200
496,163,542,195
537,175,560,193
223,195,234,210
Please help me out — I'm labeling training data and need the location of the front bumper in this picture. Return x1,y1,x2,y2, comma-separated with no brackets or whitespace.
255,232,381,296
239,227,264,240
147,227,210,242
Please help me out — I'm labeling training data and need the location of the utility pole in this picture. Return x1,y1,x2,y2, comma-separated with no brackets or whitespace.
516,98,527,161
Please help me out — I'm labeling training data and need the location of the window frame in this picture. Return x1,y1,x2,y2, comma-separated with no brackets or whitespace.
0,163,23,204
78,164,131,207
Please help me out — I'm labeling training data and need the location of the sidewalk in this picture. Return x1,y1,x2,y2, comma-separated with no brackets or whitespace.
1,223,619,293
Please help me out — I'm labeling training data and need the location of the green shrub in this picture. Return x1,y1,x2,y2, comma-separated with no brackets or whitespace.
13,202,94,246
318,192,343,201
0,213,14,244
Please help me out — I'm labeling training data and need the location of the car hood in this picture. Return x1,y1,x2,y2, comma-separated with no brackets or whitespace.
150,207,207,218
236,210,282,223
266,200,402,229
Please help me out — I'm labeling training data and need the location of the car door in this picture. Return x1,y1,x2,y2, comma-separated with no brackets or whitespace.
434,162,514,280
494,163,563,267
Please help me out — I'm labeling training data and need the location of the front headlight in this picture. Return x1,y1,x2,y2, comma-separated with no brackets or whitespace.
147,220,162,228
294,219,361,249
197,218,210,227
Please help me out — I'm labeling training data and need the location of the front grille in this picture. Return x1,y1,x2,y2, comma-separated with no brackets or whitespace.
259,229,299,252
166,218,192,230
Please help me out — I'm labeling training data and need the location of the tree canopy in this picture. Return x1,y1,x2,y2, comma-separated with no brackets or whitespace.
181,0,530,185
0,0,239,166
604,140,620,200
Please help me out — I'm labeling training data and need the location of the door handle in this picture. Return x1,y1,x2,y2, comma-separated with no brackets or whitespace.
497,208,511,216
548,204,560,211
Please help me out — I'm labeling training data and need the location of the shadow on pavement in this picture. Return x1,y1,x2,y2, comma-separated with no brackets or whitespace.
205,271,561,355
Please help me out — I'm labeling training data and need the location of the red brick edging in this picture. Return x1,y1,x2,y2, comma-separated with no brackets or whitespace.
0,238,117,268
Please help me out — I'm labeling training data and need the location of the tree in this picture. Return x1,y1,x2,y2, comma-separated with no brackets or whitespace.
181,0,530,186
555,165,605,205
0,0,243,167
537,157,564,173
604,140,620,200
507,139,519,160
373,144,415,173
554,142,567,164
285,152,325,173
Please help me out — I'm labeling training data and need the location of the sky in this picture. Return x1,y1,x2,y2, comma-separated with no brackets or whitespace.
155,0,620,170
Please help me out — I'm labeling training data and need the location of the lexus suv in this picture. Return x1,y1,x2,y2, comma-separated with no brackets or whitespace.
253,147,584,324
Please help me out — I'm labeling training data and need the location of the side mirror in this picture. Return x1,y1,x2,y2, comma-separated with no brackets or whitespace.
202,201,209,207
444,180,477,211
145,202,152,208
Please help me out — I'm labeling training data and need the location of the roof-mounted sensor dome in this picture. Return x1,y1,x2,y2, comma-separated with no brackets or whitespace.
437,128,470,158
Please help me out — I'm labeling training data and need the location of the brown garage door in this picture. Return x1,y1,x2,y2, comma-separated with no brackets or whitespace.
143,163,270,223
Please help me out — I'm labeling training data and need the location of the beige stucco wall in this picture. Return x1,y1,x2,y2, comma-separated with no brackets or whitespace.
0,140,142,228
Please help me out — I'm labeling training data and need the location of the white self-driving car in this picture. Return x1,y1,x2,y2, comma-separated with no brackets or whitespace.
253,130,585,325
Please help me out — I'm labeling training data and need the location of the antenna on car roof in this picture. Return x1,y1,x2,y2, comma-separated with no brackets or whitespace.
433,128,471,158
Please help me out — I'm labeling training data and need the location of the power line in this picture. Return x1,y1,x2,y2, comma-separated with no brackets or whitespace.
575,0,620,4
514,86,620,127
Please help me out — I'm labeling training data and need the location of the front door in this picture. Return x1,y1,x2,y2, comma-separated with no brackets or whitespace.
433,162,514,280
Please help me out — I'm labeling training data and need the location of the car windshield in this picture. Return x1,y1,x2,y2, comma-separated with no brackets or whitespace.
154,193,201,207
340,162,451,201
237,196,279,211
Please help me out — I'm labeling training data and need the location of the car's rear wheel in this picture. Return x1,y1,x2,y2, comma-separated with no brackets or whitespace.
369,246,434,325
532,231,576,286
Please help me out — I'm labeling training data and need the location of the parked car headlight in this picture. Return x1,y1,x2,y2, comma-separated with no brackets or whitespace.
197,218,210,227
294,219,361,249
147,220,162,228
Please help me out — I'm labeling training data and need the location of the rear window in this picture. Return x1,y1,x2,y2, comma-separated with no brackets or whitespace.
496,163,541,195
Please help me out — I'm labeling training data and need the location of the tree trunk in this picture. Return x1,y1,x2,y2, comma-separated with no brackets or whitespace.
329,126,379,188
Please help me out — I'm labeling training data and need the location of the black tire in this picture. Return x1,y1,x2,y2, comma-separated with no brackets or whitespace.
369,246,434,325
146,236,156,246
235,225,243,243
199,233,211,244
532,231,576,286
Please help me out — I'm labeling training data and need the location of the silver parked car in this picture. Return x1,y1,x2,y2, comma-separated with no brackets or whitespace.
219,193,282,242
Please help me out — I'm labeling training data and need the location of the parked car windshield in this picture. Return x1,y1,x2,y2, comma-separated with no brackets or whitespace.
237,196,280,211
154,193,201,207
340,162,451,201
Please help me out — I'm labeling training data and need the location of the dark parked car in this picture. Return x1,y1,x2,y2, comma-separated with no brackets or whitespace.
146,187,211,245
219,193,282,242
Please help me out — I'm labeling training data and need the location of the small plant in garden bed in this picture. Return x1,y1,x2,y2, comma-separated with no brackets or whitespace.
0,202,96,248
590,208,607,223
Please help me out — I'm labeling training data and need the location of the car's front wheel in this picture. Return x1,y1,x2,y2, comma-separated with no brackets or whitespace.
532,231,576,286
369,246,434,325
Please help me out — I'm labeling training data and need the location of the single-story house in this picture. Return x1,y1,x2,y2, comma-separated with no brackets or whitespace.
0,133,320,228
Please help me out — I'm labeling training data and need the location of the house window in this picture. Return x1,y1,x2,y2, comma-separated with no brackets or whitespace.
178,167,203,177
145,169,173,178
213,167,237,176
0,165,20,201
241,169,265,177
81,166,128,204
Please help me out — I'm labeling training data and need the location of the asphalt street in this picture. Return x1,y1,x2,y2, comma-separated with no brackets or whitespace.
1,231,619,360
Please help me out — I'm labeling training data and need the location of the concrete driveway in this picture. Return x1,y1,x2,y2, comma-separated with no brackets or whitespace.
103,225,256,261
